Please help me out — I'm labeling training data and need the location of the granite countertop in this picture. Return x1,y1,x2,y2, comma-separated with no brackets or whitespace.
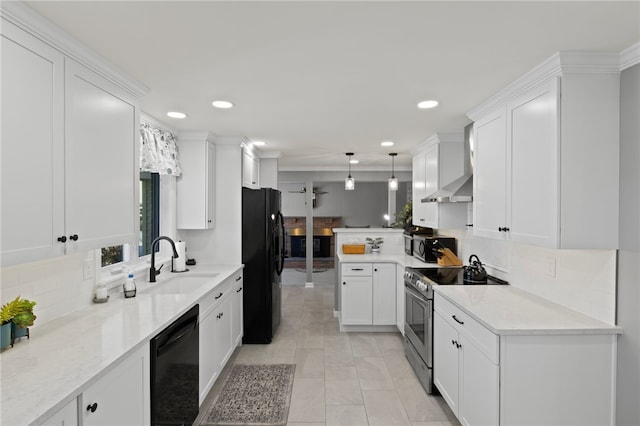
433,285,622,336
0,264,243,426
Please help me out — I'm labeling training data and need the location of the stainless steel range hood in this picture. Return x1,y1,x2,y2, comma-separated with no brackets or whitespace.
422,123,474,203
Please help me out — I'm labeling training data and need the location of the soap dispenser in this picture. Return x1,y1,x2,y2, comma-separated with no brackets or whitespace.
123,272,136,298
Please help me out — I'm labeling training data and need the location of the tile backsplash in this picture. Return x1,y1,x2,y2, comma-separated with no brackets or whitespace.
443,228,617,324
1,252,95,327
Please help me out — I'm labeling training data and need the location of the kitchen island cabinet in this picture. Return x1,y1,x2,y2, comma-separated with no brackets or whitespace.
39,399,78,426
433,286,621,426
339,262,396,331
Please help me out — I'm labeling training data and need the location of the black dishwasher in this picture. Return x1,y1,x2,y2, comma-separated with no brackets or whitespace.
151,304,199,426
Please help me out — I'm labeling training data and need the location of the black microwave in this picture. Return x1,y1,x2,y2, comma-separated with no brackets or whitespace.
412,236,456,263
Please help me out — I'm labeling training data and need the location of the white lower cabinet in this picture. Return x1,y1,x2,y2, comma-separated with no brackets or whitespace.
39,399,78,426
199,270,243,405
82,342,150,426
340,262,396,328
232,275,244,347
434,292,618,426
434,297,498,426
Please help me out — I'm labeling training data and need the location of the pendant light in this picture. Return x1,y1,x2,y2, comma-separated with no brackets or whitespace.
388,153,398,191
345,152,355,191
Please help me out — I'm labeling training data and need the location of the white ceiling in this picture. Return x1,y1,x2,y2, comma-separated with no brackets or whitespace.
24,1,640,170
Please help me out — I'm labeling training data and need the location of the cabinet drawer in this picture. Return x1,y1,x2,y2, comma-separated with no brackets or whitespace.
435,294,498,364
200,278,233,318
341,263,372,276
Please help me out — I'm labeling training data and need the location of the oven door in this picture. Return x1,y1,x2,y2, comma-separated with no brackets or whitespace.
404,284,433,367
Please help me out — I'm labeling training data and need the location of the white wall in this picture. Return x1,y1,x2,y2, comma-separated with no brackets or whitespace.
616,61,640,426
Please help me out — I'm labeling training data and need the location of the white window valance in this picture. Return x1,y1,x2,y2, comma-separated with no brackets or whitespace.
140,122,182,176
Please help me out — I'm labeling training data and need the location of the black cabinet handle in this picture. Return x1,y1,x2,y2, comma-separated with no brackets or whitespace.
498,227,510,232
452,339,456,346
452,315,464,325
235,276,242,281
86,403,98,413
236,287,243,293
69,234,79,241
215,292,223,299
57,236,67,243
352,268,364,271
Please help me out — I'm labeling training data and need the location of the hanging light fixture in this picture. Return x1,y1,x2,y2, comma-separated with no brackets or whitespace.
345,152,355,191
388,153,398,191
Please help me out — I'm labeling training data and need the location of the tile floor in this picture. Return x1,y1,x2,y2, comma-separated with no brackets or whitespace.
200,283,460,426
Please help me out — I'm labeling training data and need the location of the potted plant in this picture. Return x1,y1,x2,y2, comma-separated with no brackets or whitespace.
0,304,13,350
1,297,36,345
365,237,384,253
391,200,413,230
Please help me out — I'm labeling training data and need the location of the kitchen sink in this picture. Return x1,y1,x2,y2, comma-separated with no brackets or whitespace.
143,273,219,295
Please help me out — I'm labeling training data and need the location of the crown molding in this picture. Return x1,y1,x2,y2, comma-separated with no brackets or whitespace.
178,131,217,142
467,51,620,121
620,42,640,70
1,1,148,98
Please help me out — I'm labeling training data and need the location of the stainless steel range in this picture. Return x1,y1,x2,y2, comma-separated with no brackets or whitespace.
403,266,507,394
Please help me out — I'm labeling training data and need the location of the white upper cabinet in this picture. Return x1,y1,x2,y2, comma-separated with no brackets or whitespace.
1,19,140,266
468,52,621,249
412,133,468,229
242,147,260,189
64,59,138,253
1,20,66,266
177,133,216,229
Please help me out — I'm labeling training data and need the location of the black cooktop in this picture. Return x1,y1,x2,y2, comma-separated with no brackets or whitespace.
409,267,508,286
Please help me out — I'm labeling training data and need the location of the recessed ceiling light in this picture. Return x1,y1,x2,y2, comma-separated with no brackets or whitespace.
212,100,234,109
417,100,439,109
381,141,394,147
166,111,186,119
350,159,359,164
252,140,266,146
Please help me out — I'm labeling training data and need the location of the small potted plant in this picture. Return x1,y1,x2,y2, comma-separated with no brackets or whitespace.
365,237,384,253
0,296,36,345
0,304,13,350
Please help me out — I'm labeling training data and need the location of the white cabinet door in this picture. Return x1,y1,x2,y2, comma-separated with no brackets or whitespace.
433,312,460,414
508,79,559,247
64,59,138,253
423,142,439,228
82,343,149,426
199,295,218,404
412,151,427,226
177,138,215,229
473,107,508,240
1,21,65,266
341,276,373,325
39,399,78,426
214,295,233,372
232,276,244,347
242,148,260,189
459,337,499,426
372,263,396,325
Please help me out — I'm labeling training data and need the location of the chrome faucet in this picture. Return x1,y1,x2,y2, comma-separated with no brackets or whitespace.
149,236,179,282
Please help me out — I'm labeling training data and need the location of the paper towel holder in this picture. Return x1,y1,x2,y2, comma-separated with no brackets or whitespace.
171,257,189,273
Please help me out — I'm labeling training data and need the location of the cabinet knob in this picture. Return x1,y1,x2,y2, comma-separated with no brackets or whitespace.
57,236,67,243
208,219,212,223
86,402,98,413
342,282,346,286
69,234,79,241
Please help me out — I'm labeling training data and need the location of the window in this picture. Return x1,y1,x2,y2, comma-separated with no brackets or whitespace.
139,171,160,256
101,172,160,267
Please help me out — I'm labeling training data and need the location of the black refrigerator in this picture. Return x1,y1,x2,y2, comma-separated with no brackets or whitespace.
242,187,285,344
